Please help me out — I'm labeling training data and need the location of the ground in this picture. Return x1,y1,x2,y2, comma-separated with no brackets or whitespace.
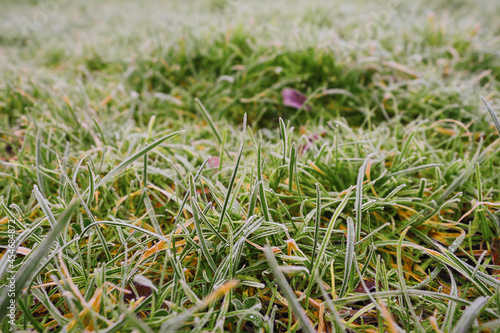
1,0,500,332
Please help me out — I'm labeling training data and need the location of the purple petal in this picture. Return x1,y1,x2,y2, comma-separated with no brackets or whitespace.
281,88,311,110
298,142,311,155
207,156,220,169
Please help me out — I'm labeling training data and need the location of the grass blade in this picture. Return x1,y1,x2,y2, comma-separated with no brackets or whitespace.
339,216,355,298
481,96,500,135
397,226,425,332
195,98,222,145
257,141,271,222
386,163,442,178
263,246,315,333
173,157,209,225
288,142,296,192
307,186,354,297
442,267,459,332
310,183,321,271
355,153,375,241
314,273,346,332
189,174,217,272
96,131,183,188
33,184,57,229
0,199,80,321
217,113,246,231
247,180,261,217
451,296,488,333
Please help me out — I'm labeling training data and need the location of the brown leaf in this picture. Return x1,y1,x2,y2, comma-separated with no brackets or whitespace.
124,282,153,302
353,279,378,293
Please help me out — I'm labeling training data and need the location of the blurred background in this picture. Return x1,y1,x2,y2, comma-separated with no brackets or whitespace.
1,0,499,128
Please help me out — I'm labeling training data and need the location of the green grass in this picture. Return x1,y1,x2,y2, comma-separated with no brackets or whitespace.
1,0,500,331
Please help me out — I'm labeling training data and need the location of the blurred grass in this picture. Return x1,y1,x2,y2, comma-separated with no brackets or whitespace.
1,0,500,332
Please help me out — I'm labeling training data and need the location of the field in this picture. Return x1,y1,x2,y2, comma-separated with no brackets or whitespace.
1,0,500,331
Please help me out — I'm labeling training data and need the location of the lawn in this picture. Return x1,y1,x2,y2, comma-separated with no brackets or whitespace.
1,0,500,332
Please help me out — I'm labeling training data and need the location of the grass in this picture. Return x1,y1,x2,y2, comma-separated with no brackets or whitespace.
1,0,500,331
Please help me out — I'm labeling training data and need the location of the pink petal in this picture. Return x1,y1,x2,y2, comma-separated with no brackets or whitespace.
281,88,311,110
207,156,220,169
